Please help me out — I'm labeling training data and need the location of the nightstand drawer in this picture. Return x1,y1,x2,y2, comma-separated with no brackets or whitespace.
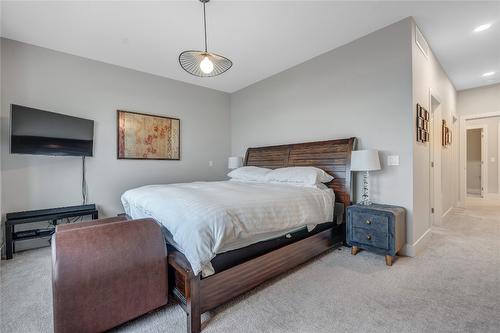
351,211,388,233
352,227,388,249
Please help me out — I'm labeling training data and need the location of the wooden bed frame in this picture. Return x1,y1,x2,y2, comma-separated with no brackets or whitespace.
168,137,356,333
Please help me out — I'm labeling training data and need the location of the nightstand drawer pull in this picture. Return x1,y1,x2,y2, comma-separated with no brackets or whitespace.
350,212,389,233
351,228,389,249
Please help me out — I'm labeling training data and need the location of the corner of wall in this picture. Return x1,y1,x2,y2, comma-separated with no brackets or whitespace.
410,18,459,250
400,227,432,257
0,37,3,255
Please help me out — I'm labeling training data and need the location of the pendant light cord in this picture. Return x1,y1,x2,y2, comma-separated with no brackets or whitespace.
178,0,232,77
203,2,208,52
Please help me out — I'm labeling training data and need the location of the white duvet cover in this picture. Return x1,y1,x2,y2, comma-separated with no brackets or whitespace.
121,180,334,276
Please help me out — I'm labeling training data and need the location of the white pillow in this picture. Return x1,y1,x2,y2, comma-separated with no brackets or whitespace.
227,166,271,182
265,167,333,185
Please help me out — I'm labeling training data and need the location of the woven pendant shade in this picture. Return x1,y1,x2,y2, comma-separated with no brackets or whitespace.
179,0,232,77
179,51,232,77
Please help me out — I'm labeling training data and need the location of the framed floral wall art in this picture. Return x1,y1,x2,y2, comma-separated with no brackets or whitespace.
117,110,180,160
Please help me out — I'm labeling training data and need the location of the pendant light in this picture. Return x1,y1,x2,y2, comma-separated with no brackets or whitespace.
179,0,232,77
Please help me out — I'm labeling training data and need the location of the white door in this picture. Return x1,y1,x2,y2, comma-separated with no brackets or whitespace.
429,108,435,226
429,95,442,226
480,129,486,197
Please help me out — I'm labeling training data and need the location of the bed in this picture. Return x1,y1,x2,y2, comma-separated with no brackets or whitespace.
124,137,356,333
122,180,339,277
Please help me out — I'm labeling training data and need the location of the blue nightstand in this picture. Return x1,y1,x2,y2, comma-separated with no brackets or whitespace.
346,204,406,266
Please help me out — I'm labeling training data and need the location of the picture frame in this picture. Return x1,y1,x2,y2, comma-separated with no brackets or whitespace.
417,117,424,128
441,119,446,147
117,110,180,160
441,119,452,147
416,104,429,143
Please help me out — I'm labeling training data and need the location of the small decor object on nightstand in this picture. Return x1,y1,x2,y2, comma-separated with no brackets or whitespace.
350,150,381,205
347,204,406,266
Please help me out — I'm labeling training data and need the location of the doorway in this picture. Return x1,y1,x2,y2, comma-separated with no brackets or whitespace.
460,112,500,205
466,126,486,198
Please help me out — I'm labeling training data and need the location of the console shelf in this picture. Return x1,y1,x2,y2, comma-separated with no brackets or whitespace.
4,204,98,259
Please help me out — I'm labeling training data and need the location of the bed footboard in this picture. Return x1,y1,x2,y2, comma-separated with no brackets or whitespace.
169,228,341,333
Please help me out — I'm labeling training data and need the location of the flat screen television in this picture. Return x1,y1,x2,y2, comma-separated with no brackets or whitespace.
10,104,94,157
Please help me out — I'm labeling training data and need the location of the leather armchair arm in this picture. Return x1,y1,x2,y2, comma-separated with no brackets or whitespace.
55,215,128,232
52,218,167,333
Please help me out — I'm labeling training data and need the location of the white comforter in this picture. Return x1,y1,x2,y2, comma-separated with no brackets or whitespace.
121,180,334,276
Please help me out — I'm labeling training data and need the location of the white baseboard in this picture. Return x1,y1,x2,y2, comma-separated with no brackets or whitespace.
466,197,500,206
399,228,432,257
485,193,500,200
442,206,453,219
467,188,481,195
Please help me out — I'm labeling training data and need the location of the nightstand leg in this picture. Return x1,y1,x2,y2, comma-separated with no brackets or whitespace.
351,246,359,255
385,255,393,266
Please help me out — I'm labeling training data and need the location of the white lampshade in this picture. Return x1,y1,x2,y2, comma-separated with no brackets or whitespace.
228,156,243,169
351,150,381,171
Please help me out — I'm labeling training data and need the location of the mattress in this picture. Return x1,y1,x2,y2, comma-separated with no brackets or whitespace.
121,180,335,276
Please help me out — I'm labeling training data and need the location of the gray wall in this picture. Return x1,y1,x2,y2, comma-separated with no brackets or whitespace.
1,38,231,224
458,84,500,117
231,19,414,246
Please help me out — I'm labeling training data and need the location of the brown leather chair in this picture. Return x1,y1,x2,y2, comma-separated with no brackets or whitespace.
52,217,168,333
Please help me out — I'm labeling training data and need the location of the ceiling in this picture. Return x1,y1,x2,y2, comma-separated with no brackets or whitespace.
1,1,499,93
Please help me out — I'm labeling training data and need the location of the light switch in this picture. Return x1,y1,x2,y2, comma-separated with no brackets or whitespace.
208,161,214,167
491,157,496,163
388,155,400,166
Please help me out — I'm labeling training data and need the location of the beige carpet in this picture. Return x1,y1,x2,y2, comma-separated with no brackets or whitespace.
1,204,499,333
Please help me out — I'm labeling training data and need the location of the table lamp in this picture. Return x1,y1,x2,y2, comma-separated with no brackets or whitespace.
350,150,381,205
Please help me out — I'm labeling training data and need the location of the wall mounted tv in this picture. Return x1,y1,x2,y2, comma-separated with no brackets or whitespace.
10,104,94,157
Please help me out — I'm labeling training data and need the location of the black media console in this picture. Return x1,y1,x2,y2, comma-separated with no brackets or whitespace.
4,204,98,259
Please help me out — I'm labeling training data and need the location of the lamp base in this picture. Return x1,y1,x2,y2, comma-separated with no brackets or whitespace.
359,198,373,206
359,171,372,206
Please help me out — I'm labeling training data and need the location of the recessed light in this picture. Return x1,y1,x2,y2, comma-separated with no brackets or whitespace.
474,23,492,32
482,71,495,77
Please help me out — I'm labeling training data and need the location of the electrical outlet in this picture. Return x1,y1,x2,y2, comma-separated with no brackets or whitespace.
387,155,400,166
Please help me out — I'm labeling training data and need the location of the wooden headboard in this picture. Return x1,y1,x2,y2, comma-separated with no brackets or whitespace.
244,137,357,208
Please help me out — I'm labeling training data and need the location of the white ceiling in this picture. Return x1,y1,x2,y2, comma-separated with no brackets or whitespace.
1,1,499,93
